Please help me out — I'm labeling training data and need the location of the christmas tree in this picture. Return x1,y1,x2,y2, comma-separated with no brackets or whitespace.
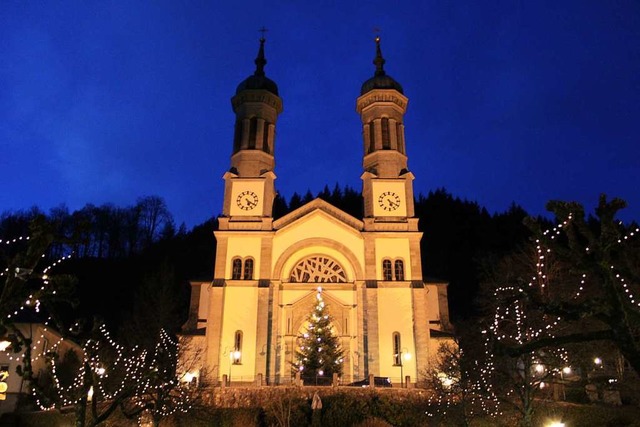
294,287,344,385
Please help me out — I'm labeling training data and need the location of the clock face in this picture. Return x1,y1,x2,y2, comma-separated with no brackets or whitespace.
378,191,401,211
236,190,259,211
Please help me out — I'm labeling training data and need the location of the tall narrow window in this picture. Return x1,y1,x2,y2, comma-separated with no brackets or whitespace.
243,259,254,280
368,122,375,153
231,258,242,280
233,120,242,153
382,259,392,281
381,118,390,149
396,123,404,154
248,117,257,149
263,122,270,153
393,332,401,365
233,330,243,364
394,260,405,281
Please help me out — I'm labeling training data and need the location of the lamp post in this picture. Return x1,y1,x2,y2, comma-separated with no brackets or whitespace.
228,350,241,385
560,366,571,401
396,349,411,388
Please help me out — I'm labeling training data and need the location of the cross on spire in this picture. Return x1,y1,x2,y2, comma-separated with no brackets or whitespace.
259,26,268,41
372,28,385,76
254,28,268,76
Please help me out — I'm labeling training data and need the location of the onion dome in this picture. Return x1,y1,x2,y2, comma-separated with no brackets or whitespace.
360,36,403,95
236,37,279,96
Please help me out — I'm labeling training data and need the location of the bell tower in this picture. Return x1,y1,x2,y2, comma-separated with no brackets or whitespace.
357,36,416,231
220,36,283,231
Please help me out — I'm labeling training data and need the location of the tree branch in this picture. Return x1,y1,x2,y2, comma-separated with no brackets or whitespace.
498,329,613,357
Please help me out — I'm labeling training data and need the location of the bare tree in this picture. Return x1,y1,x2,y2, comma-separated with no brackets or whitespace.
491,196,640,373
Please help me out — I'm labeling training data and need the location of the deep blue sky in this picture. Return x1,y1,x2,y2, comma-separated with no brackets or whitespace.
2,1,638,227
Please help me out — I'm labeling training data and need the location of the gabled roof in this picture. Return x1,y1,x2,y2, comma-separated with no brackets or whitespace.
273,198,364,231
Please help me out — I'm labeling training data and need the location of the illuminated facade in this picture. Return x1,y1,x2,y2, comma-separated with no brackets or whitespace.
186,37,451,386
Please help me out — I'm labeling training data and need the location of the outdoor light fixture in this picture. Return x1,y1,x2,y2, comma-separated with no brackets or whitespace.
437,372,455,390
396,349,411,388
594,357,602,365
228,350,242,385
0,341,10,352
562,366,571,375
546,421,565,427
534,363,545,373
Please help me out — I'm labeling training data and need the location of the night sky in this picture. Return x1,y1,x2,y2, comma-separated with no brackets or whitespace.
2,1,638,228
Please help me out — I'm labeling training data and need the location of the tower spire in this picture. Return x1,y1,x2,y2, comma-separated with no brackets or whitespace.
254,35,267,77
374,35,386,76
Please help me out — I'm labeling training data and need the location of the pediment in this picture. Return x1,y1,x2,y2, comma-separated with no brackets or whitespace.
273,198,363,232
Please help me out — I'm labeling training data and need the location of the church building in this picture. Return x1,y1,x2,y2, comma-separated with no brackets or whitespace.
186,36,452,387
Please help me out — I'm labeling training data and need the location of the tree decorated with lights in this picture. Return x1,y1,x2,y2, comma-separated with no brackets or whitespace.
479,195,640,426
482,196,640,368
423,340,500,427
480,270,567,427
294,287,344,384
34,324,198,427
0,217,198,426
0,216,77,401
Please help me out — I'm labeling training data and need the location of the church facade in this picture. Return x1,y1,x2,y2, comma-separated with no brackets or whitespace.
186,37,452,386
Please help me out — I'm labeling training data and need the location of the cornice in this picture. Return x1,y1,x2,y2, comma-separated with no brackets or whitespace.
232,90,283,113
356,89,408,113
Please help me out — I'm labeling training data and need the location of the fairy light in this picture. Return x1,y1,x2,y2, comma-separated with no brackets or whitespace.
32,325,195,417
475,209,637,423
1,232,74,322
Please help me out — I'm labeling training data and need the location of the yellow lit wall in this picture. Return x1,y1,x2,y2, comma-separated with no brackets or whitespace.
219,285,259,380
225,236,263,278
272,211,365,277
376,287,416,381
374,237,412,280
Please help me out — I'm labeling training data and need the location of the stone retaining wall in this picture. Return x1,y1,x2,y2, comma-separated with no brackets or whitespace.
203,385,432,409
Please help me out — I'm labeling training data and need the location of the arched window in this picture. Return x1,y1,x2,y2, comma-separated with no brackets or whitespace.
368,122,375,153
243,259,254,280
394,260,405,281
233,330,243,364
248,117,257,149
382,259,393,281
396,122,404,154
381,118,390,149
233,120,242,153
263,122,270,153
393,332,401,365
231,258,242,280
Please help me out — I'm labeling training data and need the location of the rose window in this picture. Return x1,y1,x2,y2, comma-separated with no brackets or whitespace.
289,256,347,283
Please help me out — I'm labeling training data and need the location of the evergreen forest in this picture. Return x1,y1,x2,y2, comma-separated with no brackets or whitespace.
0,187,535,342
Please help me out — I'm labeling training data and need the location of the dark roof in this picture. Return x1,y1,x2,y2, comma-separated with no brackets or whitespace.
430,329,455,338
236,37,279,96
360,74,403,95
360,36,403,95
